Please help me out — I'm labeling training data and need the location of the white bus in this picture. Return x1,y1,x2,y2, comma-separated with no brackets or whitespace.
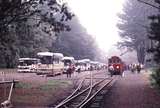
76,59,91,71
17,58,39,73
62,56,75,74
36,52,64,76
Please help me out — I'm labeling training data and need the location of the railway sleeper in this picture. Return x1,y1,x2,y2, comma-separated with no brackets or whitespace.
94,95,103,101
78,95,87,99
86,82,114,108
99,90,108,95
88,96,104,108
90,102,101,108
69,102,80,108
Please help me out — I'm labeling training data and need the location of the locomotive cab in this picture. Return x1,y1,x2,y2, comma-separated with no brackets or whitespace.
108,56,124,76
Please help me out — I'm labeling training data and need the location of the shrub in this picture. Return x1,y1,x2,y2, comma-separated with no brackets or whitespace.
151,68,160,88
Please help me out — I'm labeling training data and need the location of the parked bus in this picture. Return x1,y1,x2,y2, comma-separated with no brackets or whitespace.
76,59,91,71
62,56,75,74
36,52,64,76
17,58,39,73
90,61,99,70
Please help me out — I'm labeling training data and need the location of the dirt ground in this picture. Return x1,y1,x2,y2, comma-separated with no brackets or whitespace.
0,69,106,108
0,70,75,108
103,70,160,108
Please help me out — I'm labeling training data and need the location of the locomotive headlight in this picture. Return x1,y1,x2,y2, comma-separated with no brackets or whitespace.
116,66,119,69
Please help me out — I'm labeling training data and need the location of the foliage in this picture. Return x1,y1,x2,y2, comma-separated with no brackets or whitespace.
146,1,160,88
0,0,73,68
117,0,156,64
151,68,160,88
137,0,160,88
0,0,102,68
52,17,103,61
148,15,160,63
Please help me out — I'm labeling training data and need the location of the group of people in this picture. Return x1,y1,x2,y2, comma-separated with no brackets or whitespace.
66,64,96,78
130,64,142,73
66,64,75,78
65,64,95,78
66,64,84,78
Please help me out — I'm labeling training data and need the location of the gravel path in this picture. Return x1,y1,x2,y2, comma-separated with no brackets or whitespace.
103,71,160,108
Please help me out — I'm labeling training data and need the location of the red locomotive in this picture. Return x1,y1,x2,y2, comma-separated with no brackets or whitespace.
108,56,125,76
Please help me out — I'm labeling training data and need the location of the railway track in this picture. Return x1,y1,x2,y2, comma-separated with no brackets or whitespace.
54,72,116,108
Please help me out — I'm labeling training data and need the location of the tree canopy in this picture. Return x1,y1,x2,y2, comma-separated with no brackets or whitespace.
117,0,157,64
0,0,73,68
0,0,103,68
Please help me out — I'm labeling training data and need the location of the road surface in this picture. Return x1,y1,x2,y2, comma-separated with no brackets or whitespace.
103,71,160,108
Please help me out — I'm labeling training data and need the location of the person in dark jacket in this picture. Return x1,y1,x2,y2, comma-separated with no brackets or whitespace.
136,64,141,73
77,67,81,73
67,64,72,78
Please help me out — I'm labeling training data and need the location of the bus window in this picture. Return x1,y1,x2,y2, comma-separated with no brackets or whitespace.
53,58,60,64
40,56,52,64
64,60,72,66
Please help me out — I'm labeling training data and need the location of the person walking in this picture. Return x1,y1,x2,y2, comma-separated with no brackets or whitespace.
108,65,114,77
131,64,136,73
137,64,141,73
90,65,93,71
67,64,72,78
77,67,81,73
66,65,69,78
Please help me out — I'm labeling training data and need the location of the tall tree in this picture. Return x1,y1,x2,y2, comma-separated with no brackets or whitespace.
137,0,160,87
52,17,101,60
0,0,73,68
148,15,160,64
117,0,157,64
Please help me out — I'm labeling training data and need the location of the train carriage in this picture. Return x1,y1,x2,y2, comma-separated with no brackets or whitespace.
108,56,124,76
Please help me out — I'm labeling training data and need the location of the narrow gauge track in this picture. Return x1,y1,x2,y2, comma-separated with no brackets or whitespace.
54,71,116,108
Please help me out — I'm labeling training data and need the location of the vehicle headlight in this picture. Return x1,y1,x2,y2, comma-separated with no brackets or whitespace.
116,66,119,69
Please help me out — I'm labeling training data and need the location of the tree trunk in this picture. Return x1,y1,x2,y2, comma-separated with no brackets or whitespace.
136,41,146,64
